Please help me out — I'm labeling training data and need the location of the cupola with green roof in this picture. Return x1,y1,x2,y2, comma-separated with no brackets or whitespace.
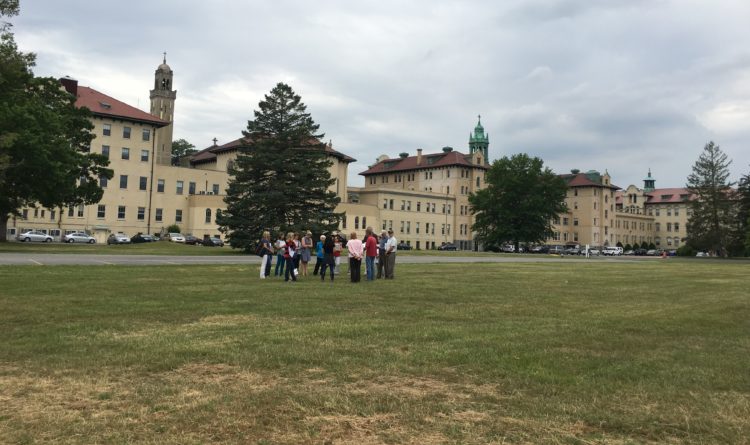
469,115,489,165
643,169,655,192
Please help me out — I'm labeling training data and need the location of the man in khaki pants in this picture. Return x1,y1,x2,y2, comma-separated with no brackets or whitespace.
384,229,398,279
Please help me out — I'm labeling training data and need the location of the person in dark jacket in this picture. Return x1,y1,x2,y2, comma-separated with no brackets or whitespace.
320,232,336,282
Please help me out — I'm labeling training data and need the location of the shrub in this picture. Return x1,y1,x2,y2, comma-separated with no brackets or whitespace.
166,224,181,234
676,245,696,256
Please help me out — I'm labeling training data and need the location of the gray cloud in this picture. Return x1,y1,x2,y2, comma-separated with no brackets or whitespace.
12,0,750,189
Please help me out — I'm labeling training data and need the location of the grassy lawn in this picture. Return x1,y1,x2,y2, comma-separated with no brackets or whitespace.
0,262,748,444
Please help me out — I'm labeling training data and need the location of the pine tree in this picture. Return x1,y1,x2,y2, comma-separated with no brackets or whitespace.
737,172,750,256
217,83,341,251
686,141,735,256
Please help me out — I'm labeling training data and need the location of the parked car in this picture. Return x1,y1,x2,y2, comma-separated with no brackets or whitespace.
184,235,200,245
63,232,96,244
397,242,412,250
564,246,581,255
437,243,457,251
602,246,623,256
530,245,549,254
696,251,709,257
623,249,635,255
582,247,600,256
203,237,224,247
548,245,565,255
646,249,659,256
168,233,185,243
633,248,648,256
16,230,53,243
107,233,131,245
130,233,155,243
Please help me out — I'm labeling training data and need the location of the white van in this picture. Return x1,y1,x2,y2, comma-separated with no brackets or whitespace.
603,246,623,256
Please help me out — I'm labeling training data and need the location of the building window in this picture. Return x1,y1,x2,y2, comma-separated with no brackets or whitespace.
342,216,347,229
117,206,126,219
155,208,163,222
123,126,131,139
666,223,672,232
389,199,394,210
141,149,149,162
355,216,360,230
383,199,388,209
102,145,110,158
416,222,420,234
400,221,405,233
139,176,147,191
67,207,73,218
563,217,569,225
674,223,680,232
176,180,184,195
476,177,480,187
175,209,183,223
417,202,421,212
100,176,108,188
137,207,145,221
205,208,212,224
121,147,130,160
119,175,128,189
401,200,405,211
50,209,55,220
362,216,366,228
77,205,84,217
142,128,150,141
189,182,196,195
102,124,111,136
97,205,105,218
157,179,165,193
212,184,220,195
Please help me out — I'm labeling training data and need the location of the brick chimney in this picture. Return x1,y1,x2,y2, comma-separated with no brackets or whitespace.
417,148,423,165
59,76,78,96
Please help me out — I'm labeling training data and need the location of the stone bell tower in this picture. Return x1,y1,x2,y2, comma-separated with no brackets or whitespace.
150,53,177,165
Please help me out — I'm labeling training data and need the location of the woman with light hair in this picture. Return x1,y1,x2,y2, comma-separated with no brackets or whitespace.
347,231,364,283
283,232,297,282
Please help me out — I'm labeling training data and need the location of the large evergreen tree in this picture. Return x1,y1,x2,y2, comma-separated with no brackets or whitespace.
217,83,341,251
737,171,750,256
685,141,735,256
0,2,112,241
470,153,567,251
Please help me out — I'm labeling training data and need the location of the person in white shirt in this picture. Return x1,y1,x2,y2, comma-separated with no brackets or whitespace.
384,229,398,279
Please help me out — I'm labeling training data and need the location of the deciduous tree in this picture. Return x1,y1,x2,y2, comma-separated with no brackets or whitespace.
0,3,111,241
217,83,341,251
171,138,196,166
470,153,567,251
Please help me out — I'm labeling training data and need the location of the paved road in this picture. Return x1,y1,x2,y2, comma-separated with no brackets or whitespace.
0,253,660,266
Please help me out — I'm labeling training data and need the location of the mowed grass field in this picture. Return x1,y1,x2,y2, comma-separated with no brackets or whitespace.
0,261,748,444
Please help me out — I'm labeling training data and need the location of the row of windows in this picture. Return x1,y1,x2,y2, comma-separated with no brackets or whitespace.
368,169,482,185
101,124,150,141
102,175,220,195
93,205,222,224
381,199,453,214
655,222,681,232
375,219,452,236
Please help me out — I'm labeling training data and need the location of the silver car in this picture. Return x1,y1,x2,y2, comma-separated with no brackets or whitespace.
107,233,131,245
17,230,53,243
64,232,96,244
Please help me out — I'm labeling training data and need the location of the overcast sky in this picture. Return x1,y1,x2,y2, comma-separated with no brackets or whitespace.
12,0,750,188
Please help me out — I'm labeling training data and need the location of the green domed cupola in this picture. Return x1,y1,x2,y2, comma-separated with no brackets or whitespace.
469,115,489,164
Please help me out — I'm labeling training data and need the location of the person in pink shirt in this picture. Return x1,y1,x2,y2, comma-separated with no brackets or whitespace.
347,231,364,283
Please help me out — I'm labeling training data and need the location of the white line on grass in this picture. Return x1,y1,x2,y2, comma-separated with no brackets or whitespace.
28,259,43,265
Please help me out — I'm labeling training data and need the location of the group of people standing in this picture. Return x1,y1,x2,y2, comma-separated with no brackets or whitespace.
257,227,398,283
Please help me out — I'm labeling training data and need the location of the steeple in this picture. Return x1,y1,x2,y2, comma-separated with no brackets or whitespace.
150,53,177,165
643,169,656,192
468,114,489,165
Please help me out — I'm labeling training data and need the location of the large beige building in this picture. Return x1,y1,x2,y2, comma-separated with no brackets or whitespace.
546,168,691,250
5,59,355,243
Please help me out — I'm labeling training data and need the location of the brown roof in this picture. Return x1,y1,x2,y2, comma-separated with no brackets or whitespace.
75,86,168,127
645,188,693,204
559,172,620,190
191,137,356,165
360,150,487,176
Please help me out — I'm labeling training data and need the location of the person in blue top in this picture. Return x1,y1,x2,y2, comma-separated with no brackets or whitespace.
313,234,325,275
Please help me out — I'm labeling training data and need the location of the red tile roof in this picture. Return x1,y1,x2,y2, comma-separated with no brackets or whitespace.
360,150,487,176
190,137,356,165
75,86,168,127
645,188,693,204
